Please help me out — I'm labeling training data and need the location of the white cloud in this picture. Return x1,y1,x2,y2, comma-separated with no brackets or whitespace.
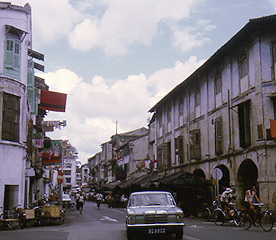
13,0,209,55
13,0,82,46
68,0,205,55
269,0,276,10
44,56,204,163
171,19,215,52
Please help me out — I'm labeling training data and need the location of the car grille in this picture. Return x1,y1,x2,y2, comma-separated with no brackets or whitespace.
145,214,168,223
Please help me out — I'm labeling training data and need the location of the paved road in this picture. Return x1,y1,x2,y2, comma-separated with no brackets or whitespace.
0,201,275,240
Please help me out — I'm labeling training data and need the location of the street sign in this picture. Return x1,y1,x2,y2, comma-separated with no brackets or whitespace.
212,168,223,180
57,170,63,184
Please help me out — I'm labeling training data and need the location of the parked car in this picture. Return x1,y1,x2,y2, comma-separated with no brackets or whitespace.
62,194,74,210
125,191,185,240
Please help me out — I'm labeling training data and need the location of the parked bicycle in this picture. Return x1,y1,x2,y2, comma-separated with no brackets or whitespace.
213,202,241,226
240,203,273,232
0,205,25,230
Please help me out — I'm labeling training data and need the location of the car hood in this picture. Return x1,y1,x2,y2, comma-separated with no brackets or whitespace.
127,205,181,215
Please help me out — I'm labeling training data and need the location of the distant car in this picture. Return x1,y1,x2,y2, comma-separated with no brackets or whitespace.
125,191,185,240
62,194,73,209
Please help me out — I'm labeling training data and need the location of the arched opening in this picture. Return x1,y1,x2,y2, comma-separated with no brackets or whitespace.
237,159,258,190
193,169,206,179
215,164,230,194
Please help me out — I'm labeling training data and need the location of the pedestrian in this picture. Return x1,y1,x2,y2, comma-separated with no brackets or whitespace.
107,194,112,208
78,193,84,214
75,191,80,210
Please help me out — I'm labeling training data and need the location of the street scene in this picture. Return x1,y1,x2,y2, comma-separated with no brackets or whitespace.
0,200,275,240
1,1,276,240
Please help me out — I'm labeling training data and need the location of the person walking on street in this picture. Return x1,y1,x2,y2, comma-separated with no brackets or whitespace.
78,194,84,214
75,192,80,210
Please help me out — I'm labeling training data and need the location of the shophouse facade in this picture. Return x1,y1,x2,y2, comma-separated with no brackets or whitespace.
0,2,44,211
88,127,149,186
149,15,276,209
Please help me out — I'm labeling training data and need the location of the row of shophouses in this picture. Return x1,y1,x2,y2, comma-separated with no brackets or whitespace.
0,2,82,212
88,15,276,211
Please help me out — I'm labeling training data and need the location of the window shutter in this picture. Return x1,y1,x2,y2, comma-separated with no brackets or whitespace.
238,101,251,148
5,39,14,68
13,41,20,70
239,51,249,78
2,93,20,142
215,117,223,155
162,143,168,166
157,145,163,169
190,130,201,160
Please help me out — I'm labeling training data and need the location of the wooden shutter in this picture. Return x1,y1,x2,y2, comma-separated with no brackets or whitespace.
239,51,248,78
13,41,20,70
175,136,184,164
190,130,201,160
2,93,20,142
5,39,14,68
215,117,223,155
238,101,251,148
157,145,163,169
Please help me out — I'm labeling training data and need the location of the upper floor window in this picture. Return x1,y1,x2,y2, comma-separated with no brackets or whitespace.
2,92,20,142
190,129,201,160
167,105,172,123
272,41,276,80
215,117,223,155
238,50,249,79
214,70,222,95
273,97,276,119
195,87,201,106
179,97,183,116
238,100,251,148
4,26,22,79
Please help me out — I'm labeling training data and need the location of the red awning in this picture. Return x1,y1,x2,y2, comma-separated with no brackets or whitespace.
39,89,67,112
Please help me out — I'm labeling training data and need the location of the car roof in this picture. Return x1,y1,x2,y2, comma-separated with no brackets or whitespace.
130,191,171,195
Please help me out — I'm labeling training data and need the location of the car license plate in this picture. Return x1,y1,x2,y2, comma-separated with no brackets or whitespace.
148,228,165,234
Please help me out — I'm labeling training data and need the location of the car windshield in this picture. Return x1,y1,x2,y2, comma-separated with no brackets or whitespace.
128,193,175,207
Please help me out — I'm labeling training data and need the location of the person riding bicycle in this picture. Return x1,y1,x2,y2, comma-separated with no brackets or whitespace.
220,187,235,219
244,185,261,222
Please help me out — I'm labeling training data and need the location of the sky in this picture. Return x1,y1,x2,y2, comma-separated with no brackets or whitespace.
13,0,276,164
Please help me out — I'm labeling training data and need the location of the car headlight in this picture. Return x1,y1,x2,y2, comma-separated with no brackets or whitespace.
127,212,136,224
176,211,184,223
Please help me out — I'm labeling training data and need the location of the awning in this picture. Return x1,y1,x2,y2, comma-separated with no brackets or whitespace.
157,172,211,187
158,172,184,184
101,181,121,190
168,172,211,187
39,89,67,112
119,173,148,188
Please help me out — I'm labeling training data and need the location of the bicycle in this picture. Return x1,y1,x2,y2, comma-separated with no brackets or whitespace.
203,200,218,222
0,206,24,230
213,202,241,226
240,203,273,232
